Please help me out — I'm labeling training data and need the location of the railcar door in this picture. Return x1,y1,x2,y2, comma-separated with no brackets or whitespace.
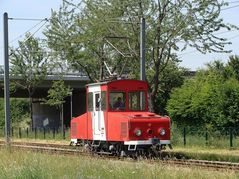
88,86,106,141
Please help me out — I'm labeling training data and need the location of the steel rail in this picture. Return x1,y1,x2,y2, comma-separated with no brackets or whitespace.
162,159,239,171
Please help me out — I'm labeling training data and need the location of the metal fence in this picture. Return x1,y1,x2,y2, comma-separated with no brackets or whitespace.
171,126,239,148
0,126,238,149
0,127,70,141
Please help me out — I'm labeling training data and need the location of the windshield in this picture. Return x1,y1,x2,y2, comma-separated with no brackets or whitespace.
110,92,126,111
129,91,146,111
109,91,146,111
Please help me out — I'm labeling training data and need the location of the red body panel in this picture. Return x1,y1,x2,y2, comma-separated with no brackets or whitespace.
71,113,87,139
103,111,108,139
128,114,170,141
107,112,170,141
107,112,129,141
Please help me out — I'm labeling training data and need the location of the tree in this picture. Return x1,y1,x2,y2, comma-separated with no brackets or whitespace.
45,79,71,134
226,55,239,80
10,33,49,128
45,0,236,112
147,60,187,114
10,98,30,127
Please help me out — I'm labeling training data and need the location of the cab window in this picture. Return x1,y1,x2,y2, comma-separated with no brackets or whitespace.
88,92,93,111
129,91,146,111
101,91,106,111
110,92,125,111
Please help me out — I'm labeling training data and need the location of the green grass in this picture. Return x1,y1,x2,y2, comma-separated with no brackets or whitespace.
0,148,238,179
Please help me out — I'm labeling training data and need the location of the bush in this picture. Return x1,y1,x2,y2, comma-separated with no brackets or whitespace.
167,61,239,129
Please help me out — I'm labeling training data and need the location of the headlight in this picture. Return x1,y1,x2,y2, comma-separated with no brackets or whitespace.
135,129,142,136
159,128,166,136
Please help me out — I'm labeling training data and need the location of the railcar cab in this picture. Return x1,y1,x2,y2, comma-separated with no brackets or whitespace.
87,79,148,113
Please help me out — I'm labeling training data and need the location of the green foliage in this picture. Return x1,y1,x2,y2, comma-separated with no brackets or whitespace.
10,33,49,96
0,98,29,127
10,33,51,125
148,60,187,114
226,55,239,80
167,56,239,128
46,79,71,108
10,99,30,126
0,99,5,127
44,0,237,112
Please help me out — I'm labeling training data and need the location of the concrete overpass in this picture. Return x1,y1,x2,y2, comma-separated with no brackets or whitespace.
0,72,89,128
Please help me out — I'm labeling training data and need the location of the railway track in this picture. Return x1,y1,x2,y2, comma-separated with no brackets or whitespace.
0,141,239,171
0,140,85,155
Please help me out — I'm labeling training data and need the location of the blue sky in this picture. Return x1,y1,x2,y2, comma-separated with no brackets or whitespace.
179,2,239,70
0,0,239,70
0,0,62,66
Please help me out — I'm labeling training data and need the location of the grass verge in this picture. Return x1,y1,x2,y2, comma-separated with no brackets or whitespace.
171,146,239,163
0,148,238,179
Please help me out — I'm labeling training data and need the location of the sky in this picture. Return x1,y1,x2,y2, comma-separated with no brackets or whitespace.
178,2,239,70
0,0,239,70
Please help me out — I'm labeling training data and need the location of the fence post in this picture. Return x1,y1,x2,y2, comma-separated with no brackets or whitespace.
53,128,55,139
205,130,208,145
43,127,46,139
34,128,37,139
183,127,186,146
19,127,21,139
63,125,66,140
26,128,29,138
230,127,233,148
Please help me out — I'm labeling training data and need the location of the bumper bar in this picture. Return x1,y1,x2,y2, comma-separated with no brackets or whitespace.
124,139,170,145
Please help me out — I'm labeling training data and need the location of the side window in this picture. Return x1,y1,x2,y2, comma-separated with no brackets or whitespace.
88,92,93,111
101,91,106,111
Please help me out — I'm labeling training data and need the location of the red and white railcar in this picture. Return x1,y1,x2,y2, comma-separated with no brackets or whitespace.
70,79,171,155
